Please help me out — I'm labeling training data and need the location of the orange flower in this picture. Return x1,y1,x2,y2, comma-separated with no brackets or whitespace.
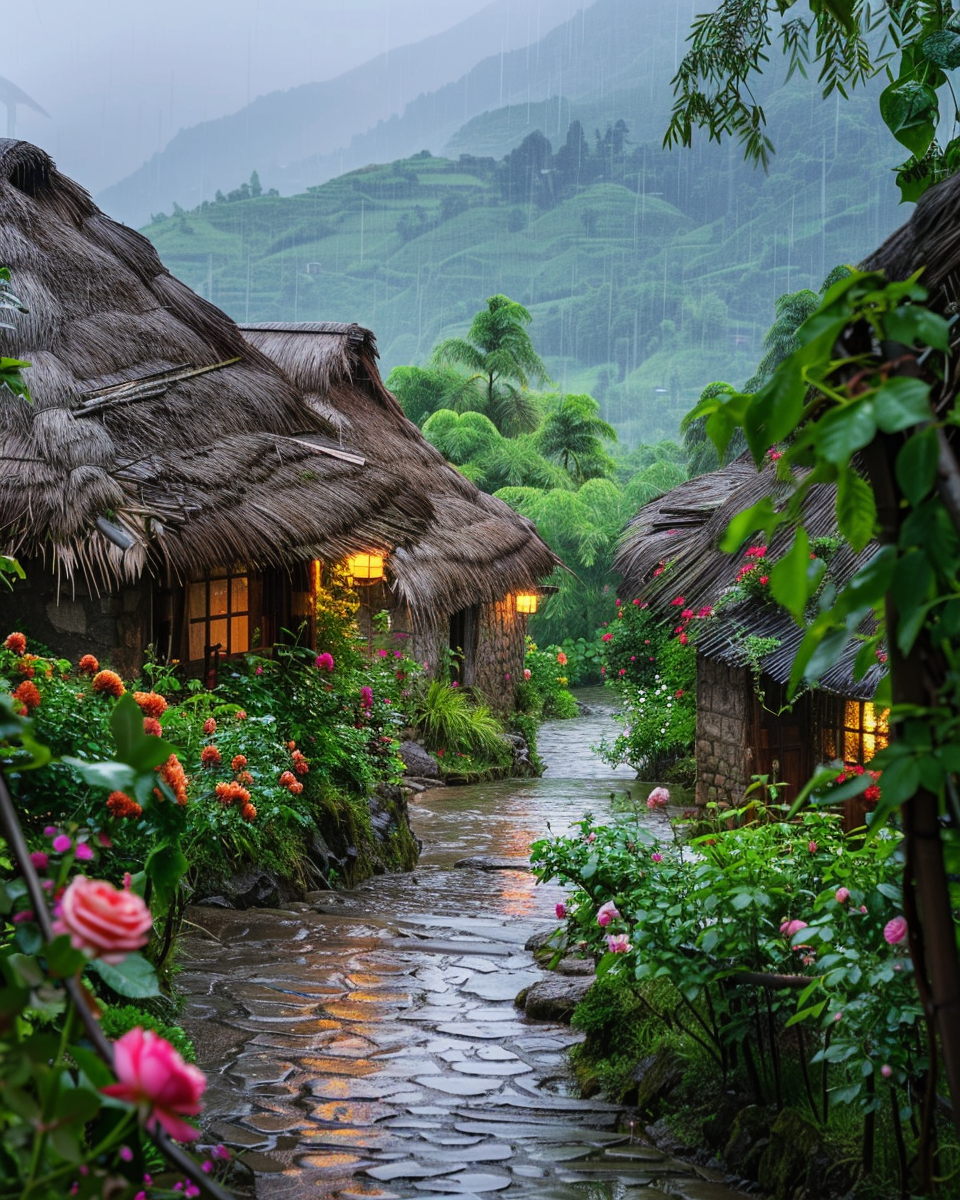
279,770,296,787
200,745,221,767
556,651,568,666
143,717,163,737
235,710,247,721
231,755,247,772
78,654,100,675
92,670,125,698
288,781,303,795
240,803,257,822
287,741,296,750
17,654,39,677
107,791,143,819
236,770,254,785
133,691,168,720
12,679,41,710
215,781,251,807
294,759,309,776
155,754,189,805
202,717,217,735
4,632,26,655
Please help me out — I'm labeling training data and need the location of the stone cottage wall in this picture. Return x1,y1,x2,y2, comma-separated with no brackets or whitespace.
473,599,526,715
0,565,152,677
695,655,753,807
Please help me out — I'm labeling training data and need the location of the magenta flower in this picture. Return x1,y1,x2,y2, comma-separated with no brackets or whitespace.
44,825,57,837
29,851,48,870
52,835,72,853
597,900,620,927
587,832,596,843
75,843,94,862
780,918,808,940
315,652,335,672
555,902,567,919
255,666,263,675
881,1064,892,1078
606,933,631,953
360,686,374,709
807,840,818,853
835,887,850,904
884,916,908,945
651,852,663,863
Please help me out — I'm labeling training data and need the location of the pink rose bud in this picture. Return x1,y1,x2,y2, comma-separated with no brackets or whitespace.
881,1064,892,1078
44,826,57,837
834,1011,843,1022
835,887,850,904
606,933,631,953
75,843,94,862
52,835,72,853
597,900,620,927
101,1028,206,1141
555,903,567,920
884,915,908,944
780,919,808,939
587,832,596,843
807,841,818,853
52,876,153,964
651,852,663,863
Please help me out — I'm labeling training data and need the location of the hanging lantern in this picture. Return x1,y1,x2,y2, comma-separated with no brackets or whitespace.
347,551,386,583
515,592,539,614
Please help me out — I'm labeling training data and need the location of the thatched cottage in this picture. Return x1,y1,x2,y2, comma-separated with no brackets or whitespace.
616,460,888,810
0,139,433,677
241,323,560,709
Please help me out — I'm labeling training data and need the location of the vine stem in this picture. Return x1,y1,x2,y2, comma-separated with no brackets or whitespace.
0,774,234,1200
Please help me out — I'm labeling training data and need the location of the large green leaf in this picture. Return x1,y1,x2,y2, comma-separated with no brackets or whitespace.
88,952,161,999
896,427,939,506
111,693,177,771
769,528,823,623
922,30,960,69
815,400,877,465
873,377,931,432
144,843,189,908
879,80,938,157
836,471,877,550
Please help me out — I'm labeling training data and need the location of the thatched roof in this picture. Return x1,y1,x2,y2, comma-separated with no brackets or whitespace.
240,322,560,617
0,140,432,585
615,460,884,699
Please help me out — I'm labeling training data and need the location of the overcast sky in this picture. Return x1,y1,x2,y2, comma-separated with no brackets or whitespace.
5,0,496,191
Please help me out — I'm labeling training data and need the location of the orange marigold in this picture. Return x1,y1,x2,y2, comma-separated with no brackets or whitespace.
12,680,41,710
4,632,26,655
294,759,309,776
240,803,257,822
236,770,254,785
235,709,247,721
202,717,217,735
200,745,222,767
215,780,251,807
288,780,303,795
155,753,189,805
107,791,143,819
92,670,125,698
17,654,39,677
133,691,168,720
279,771,297,787
143,717,163,737
231,754,248,772
77,654,100,675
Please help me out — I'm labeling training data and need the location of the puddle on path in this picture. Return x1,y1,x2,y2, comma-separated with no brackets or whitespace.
177,689,739,1200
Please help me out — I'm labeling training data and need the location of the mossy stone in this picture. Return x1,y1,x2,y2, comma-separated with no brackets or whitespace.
723,1104,772,1177
757,1107,821,1200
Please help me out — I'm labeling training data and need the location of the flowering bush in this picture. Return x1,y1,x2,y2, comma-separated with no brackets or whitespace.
514,639,579,720
532,801,928,1126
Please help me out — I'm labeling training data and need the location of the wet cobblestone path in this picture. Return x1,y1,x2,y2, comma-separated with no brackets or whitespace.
178,692,747,1200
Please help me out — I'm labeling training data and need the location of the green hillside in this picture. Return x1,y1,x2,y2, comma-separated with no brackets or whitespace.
143,76,902,445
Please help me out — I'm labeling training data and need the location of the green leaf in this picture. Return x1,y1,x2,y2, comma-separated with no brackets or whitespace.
61,756,137,792
44,935,87,979
816,401,877,465
111,693,178,771
896,428,939,506
836,471,877,551
719,497,783,554
885,306,950,352
922,30,960,69
88,952,161,999
873,755,921,808
744,368,806,461
144,844,188,907
770,528,822,623
880,80,939,157
873,377,931,432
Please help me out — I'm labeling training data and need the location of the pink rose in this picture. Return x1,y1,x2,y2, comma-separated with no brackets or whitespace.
524,668,531,680
597,900,620,927
807,841,818,854
780,918,808,940
101,1028,206,1141
587,832,596,843
606,933,631,953
646,787,670,810
651,852,663,863
555,903,566,919
835,887,850,904
881,1064,892,1078
884,916,908,945
53,876,153,964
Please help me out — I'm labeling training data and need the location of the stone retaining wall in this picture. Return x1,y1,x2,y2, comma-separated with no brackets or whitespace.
695,654,753,806
474,599,526,714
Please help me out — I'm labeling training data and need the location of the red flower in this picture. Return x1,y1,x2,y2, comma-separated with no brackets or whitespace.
78,654,100,675
133,691,167,720
675,690,684,699
288,781,303,795
231,754,248,772
678,633,688,645
670,596,685,606
601,633,613,642
235,709,247,721
864,785,881,803
92,670,125,698
200,745,221,767
4,632,26,655
279,771,297,788
241,803,257,821
107,791,143,819
143,717,163,737
215,781,251,807
202,717,217,735
155,754,189,806
12,679,41,710
758,575,769,585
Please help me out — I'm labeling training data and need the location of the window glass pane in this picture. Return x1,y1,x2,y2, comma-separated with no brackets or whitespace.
231,574,248,613
210,579,228,617
208,618,228,651
844,730,861,760
231,616,249,653
189,622,205,662
189,582,206,620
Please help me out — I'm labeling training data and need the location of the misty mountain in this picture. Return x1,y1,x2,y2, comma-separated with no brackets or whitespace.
96,0,578,227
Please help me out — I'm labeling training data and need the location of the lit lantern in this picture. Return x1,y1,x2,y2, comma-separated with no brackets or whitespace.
347,552,386,583
515,592,539,614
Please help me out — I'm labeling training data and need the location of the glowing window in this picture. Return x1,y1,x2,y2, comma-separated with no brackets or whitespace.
188,567,250,662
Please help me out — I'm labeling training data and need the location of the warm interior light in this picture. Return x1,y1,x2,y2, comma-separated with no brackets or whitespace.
347,552,385,583
516,592,539,614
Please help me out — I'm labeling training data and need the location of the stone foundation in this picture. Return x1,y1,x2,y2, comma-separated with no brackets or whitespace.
695,655,753,806
473,598,526,714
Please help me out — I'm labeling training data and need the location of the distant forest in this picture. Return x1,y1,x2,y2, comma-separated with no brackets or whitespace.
144,82,902,446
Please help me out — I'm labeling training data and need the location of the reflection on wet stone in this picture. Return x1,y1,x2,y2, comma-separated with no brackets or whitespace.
178,694,747,1200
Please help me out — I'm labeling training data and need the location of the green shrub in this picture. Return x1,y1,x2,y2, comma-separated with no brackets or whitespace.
413,679,508,762
99,1004,196,1063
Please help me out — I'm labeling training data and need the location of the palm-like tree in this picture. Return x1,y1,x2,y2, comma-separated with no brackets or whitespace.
432,295,551,436
537,393,617,484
